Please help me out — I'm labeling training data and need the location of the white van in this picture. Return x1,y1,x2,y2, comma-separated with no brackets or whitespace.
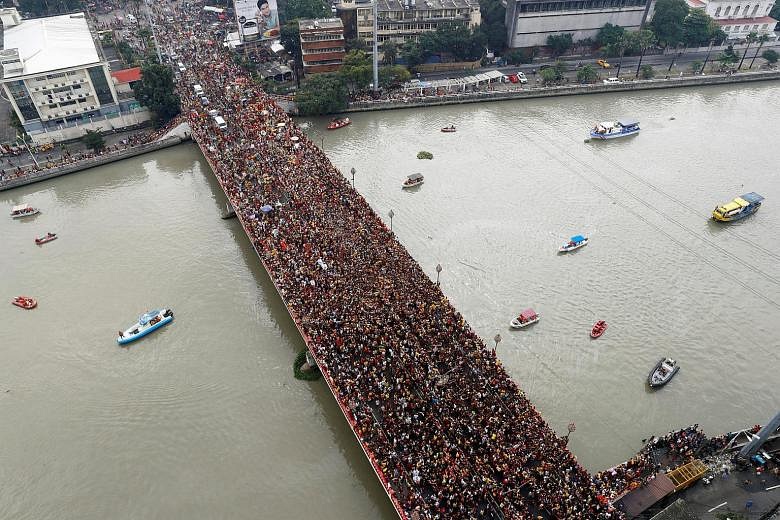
213,116,227,130
177,62,186,73
603,77,621,85
193,84,204,96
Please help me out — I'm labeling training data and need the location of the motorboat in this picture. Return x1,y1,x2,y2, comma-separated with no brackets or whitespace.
712,192,764,222
402,173,424,189
117,308,174,345
589,120,640,140
590,320,607,338
35,232,57,245
559,235,588,252
441,125,456,133
327,117,351,130
648,357,679,388
510,308,540,329
12,296,37,309
10,204,39,218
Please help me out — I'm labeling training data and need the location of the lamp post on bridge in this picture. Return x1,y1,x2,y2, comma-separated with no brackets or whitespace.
350,167,356,188
388,209,394,231
435,263,442,286
564,422,576,444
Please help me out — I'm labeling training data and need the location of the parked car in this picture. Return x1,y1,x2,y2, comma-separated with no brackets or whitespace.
597,59,611,69
517,71,528,83
603,77,621,84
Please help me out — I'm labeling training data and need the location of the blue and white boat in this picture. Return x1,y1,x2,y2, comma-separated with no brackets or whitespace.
117,308,174,345
559,235,589,252
590,119,640,140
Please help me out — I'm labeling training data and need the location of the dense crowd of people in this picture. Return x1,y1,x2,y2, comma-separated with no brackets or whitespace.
154,2,632,518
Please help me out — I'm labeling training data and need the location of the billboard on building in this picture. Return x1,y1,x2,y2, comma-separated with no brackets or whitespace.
234,0,280,42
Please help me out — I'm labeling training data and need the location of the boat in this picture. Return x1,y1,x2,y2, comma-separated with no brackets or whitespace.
10,204,39,218
510,308,540,329
441,125,456,133
327,117,351,130
648,357,680,388
117,308,174,345
590,320,607,338
559,235,588,252
712,192,764,222
589,119,640,140
34,232,57,245
12,296,37,309
402,173,424,189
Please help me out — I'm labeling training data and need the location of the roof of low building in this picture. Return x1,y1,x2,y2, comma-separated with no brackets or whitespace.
343,0,479,11
298,18,344,30
715,15,777,25
111,67,142,84
2,12,100,78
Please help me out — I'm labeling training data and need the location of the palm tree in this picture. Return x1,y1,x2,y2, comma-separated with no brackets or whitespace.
614,35,628,77
381,40,398,66
738,31,758,70
633,30,657,78
749,33,770,69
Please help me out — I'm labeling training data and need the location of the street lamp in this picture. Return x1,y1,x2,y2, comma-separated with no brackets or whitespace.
493,333,502,350
350,167,356,188
16,134,39,168
565,422,577,444
388,209,394,231
435,263,442,286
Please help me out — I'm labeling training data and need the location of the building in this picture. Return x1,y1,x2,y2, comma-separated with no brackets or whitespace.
686,0,778,40
0,8,149,144
298,18,346,73
504,0,654,48
336,0,482,47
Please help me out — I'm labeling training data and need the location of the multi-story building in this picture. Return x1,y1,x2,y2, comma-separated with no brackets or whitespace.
503,0,654,48
298,18,346,73
0,8,148,144
336,0,482,47
686,0,778,40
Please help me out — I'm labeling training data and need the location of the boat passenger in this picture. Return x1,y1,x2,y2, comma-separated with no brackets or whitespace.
118,330,124,338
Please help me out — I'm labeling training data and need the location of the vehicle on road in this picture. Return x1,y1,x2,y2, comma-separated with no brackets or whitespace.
603,77,621,85
597,59,611,69
516,71,528,83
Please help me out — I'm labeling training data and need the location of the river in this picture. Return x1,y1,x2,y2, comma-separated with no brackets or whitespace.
2,83,778,519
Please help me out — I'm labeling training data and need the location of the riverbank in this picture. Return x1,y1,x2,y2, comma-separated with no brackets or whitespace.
0,136,186,192
346,70,780,113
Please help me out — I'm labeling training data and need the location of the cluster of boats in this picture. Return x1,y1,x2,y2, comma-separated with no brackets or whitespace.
10,202,174,346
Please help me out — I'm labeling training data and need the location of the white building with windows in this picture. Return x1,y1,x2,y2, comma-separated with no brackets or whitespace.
0,8,149,144
504,0,655,48
686,0,778,40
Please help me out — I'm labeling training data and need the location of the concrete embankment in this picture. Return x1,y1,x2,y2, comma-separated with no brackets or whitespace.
346,70,780,113
0,136,187,192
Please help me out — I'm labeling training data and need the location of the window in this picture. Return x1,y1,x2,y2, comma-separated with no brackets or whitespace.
743,24,749,29
762,23,768,29
87,66,115,106
724,6,731,15
752,24,758,29
715,6,721,15
751,4,759,15
724,25,731,31
6,80,40,121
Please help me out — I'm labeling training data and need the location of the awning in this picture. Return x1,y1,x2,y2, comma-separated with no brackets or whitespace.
520,308,537,320
614,472,675,518
260,205,273,213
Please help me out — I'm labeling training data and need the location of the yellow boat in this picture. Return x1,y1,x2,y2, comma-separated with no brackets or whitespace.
712,192,764,222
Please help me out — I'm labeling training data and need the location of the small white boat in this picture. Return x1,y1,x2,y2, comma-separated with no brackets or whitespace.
559,235,588,252
589,119,640,140
510,308,540,329
10,204,39,218
117,308,174,345
402,173,424,189
648,357,679,388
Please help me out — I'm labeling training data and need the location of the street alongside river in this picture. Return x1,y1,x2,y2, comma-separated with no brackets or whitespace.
2,83,779,519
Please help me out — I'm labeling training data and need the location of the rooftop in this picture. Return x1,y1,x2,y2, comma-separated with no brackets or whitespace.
1,12,100,79
342,0,479,11
298,18,344,30
111,67,142,84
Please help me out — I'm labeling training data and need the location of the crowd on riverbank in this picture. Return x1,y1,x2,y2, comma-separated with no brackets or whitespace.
156,3,629,519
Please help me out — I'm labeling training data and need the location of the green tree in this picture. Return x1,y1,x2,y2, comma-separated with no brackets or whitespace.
717,45,738,68
651,0,689,47
345,38,368,52
682,9,721,47
631,29,656,78
762,49,779,66
378,65,411,88
738,31,758,69
381,40,398,65
475,0,507,51
576,64,599,83
283,0,328,21
400,40,428,69
771,3,780,20
690,60,703,73
280,22,302,68
640,64,655,79
540,67,559,84
82,129,105,153
596,23,626,50
132,63,181,127
116,41,137,66
295,73,348,115
419,23,484,61
546,33,574,57
505,49,525,65
339,50,372,94
749,33,770,69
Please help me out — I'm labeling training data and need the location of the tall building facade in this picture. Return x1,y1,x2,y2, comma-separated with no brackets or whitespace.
336,0,482,46
298,18,346,73
504,0,653,48
687,0,778,40
0,8,148,144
